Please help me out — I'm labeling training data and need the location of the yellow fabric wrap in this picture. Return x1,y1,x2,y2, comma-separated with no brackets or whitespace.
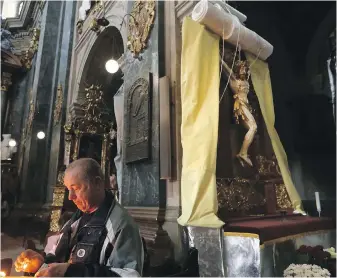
245,53,304,213
177,17,224,228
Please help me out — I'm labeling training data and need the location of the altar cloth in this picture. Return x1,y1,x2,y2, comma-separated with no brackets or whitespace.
223,215,336,244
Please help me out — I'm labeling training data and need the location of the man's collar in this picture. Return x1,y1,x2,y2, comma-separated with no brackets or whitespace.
84,190,115,227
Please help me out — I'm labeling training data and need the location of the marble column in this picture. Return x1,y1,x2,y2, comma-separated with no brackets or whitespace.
45,0,76,206
19,1,76,206
1,72,12,132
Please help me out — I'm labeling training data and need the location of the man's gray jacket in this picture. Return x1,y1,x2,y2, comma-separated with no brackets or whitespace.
43,191,144,277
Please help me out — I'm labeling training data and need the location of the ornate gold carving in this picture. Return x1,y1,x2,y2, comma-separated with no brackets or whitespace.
1,72,12,91
76,20,84,35
275,184,292,209
21,28,40,69
49,210,61,232
49,169,66,232
127,0,156,58
51,186,65,207
92,0,103,13
217,178,266,212
53,84,63,126
90,18,101,35
76,84,110,134
26,95,35,136
256,155,281,177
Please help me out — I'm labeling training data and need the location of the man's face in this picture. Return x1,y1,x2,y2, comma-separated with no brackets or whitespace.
64,170,100,213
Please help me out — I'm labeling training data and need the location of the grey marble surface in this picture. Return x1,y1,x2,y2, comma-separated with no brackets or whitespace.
187,226,225,277
223,235,261,277
121,1,164,207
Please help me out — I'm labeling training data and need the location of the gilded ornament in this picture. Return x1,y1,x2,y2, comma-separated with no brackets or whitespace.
26,97,35,136
90,18,101,35
92,0,103,13
49,210,61,232
256,155,281,177
275,184,292,209
75,84,110,134
21,28,40,69
53,84,63,126
127,0,156,58
217,178,266,212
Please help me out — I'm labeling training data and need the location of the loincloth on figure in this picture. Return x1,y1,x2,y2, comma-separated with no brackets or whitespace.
233,94,252,124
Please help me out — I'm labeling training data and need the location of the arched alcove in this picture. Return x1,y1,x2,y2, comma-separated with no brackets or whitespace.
75,26,124,180
78,26,124,110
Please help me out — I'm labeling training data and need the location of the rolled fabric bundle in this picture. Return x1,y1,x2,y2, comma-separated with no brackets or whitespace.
192,0,273,60
192,0,235,40
209,0,247,23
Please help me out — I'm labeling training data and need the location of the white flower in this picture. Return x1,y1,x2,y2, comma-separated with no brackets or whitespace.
284,264,331,277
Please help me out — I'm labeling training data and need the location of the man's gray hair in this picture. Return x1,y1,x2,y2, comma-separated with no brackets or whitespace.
66,158,105,187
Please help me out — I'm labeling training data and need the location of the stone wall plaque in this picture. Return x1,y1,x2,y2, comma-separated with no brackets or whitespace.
125,75,152,164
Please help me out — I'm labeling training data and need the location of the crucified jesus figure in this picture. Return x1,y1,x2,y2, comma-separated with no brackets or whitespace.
221,58,257,167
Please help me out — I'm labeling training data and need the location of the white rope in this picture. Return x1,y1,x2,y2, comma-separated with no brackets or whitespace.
219,21,241,103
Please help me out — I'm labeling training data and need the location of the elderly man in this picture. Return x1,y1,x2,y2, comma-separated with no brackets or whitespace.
15,158,144,277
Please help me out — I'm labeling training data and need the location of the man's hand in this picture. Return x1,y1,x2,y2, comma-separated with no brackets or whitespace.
15,249,44,273
35,263,70,277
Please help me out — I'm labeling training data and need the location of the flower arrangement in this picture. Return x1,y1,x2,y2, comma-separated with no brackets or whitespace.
284,264,330,277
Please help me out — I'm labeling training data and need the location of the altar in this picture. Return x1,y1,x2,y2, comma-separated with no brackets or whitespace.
187,217,335,277
177,2,336,277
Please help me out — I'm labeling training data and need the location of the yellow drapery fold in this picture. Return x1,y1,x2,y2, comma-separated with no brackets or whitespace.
245,53,304,214
177,17,224,228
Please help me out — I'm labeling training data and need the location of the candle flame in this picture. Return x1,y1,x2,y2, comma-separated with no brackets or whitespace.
0,271,6,277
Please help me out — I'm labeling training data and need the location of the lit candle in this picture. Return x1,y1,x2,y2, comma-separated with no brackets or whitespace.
315,192,321,217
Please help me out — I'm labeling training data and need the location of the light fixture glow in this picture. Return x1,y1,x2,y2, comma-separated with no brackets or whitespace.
37,131,45,139
8,139,16,147
105,59,119,74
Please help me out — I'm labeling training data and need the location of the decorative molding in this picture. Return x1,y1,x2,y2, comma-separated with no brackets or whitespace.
126,206,174,267
3,1,36,30
127,0,156,58
53,84,63,126
20,28,40,70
